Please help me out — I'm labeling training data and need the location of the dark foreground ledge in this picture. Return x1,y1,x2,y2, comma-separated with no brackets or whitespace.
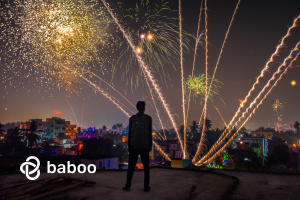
0,168,237,200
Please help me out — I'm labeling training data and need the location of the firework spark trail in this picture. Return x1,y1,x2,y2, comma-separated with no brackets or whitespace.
198,107,204,127
86,76,167,148
81,78,135,115
186,0,203,125
154,130,164,141
83,70,168,142
205,0,240,118
193,0,209,163
218,42,300,141
179,0,187,159
85,70,166,140
143,70,167,140
151,125,165,141
81,75,131,117
193,0,241,163
80,71,169,152
81,103,84,128
65,97,79,127
85,74,168,152
234,43,300,124
197,52,300,166
193,14,300,163
87,71,136,108
153,141,171,161
197,44,300,165
101,0,184,152
213,105,227,126
213,65,300,91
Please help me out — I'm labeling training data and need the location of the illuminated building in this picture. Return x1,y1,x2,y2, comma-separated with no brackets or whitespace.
43,117,76,139
153,139,195,160
249,131,274,139
44,117,67,138
66,124,77,139
243,137,268,157
236,142,250,150
19,122,30,130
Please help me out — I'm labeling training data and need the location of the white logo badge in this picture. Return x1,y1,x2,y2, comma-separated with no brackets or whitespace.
20,156,40,180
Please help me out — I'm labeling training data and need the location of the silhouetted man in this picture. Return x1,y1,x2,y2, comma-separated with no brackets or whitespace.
122,101,152,192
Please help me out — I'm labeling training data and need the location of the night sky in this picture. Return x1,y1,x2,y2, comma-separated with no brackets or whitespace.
1,0,299,131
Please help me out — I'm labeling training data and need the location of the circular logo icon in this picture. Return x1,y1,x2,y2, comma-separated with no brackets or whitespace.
20,156,40,180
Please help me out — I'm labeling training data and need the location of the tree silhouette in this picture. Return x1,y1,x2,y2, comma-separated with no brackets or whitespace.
102,125,107,132
294,121,300,137
178,125,184,135
24,120,40,149
189,121,199,138
3,127,25,156
200,118,212,131
81,137,115,156
114,143,128,164
205,118,212,130
0,123,4,136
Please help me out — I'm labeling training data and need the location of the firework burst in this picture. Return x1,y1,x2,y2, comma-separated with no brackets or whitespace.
184,74,222,105
112,0,194,88
1,0,116,94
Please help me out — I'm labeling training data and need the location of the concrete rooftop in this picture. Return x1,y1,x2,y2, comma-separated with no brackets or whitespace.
0,168,237,200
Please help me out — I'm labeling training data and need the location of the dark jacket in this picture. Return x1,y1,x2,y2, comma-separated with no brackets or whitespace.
128,112,152,151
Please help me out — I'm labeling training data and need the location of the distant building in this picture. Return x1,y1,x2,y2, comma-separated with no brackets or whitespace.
44,117,68,138
268,139,286,155
65,145,80,155
19,122,31,130
243,137,268,157
154,139,196,160
249,131,273,139
236,142,250,150
66,124,77,139
288,152,300,172
81,156,119,169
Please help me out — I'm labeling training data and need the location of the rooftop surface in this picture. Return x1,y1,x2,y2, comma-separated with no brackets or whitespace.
1,168,300,200
214,170,300,200
0,168,236,200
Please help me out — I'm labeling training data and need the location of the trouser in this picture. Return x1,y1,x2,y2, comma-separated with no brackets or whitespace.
126,149,150,188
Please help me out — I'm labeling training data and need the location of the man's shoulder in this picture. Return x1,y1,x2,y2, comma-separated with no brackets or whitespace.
131,113,151,121
144,114,152,120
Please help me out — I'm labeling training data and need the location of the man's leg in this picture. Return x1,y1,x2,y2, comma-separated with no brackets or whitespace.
140,150,150,189
125,150,139,188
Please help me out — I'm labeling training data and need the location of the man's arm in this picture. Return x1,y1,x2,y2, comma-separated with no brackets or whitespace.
148,116,152,151
128,117,132,151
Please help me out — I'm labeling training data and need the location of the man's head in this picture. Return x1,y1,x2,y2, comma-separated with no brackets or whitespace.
136,101,146,112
